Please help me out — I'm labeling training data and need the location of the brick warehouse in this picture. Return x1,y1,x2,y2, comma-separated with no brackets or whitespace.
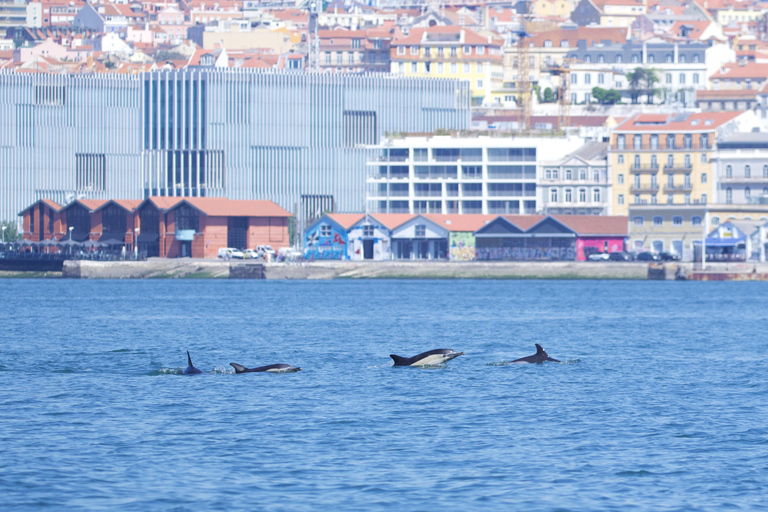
18,197,291,259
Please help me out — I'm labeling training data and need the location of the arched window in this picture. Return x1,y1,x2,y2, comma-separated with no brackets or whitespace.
584,55,591,63
693,54,700,63
726,188,733,203
672,216,683,226
648,54,655,63
598,54,605,63
633,216,644,226
726,165,732,178
560,40,569,48
692,216,702,226
666,54,673,63
653,216,663,226
632,54,639,63
745,165,751,178
679,54,686,63
544,40,552,47
615,55,623,63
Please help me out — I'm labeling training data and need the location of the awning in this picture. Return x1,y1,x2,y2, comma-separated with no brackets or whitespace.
137,233,159,243
694,238,746,247
99,232,125,243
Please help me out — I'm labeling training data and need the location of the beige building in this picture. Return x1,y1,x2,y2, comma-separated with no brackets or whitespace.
609,111,758,217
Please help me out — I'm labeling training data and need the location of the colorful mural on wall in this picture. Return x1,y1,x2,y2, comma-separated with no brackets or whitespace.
476,239,577,261
449,232,476,261
304,224,348,260
577,238,625,261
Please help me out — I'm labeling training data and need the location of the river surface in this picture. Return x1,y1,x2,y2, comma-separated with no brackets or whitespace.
1,279,767,511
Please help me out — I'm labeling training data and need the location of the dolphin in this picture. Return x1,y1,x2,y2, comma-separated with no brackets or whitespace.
183,351,204,374
510,344,560,364
230,363,301,373
390,349,464,367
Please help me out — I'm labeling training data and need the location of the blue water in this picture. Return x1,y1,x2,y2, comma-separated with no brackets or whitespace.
1,279,767,511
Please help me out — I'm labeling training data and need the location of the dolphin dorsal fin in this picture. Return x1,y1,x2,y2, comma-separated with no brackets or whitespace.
535,344,546,356
187,351,193,367
230,363,248,374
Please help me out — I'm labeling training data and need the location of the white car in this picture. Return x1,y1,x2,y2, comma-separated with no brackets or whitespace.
587,252,610,261
218,247,244,259
243,249,259,259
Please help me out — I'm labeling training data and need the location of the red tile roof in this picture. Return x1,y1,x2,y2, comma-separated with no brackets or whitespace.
501,215,546,230
552,215,628,236
530,26,628,47
613,111,744,132
17,198,62,215
424,214,497,232
369,213,416,230
327,213,365,229
176,198,292,217
711,62,768,80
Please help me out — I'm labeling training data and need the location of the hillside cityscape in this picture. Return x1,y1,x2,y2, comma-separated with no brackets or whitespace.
3,0,768,264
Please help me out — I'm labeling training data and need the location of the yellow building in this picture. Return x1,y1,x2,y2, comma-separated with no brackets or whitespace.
609,112,752,217
390,26,504,106
530,0,573,17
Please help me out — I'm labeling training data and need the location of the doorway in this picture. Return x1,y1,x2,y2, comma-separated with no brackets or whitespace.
363,239,374,260
180,241,192,257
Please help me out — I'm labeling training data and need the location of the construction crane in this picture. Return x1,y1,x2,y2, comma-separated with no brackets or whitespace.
512,15,533,134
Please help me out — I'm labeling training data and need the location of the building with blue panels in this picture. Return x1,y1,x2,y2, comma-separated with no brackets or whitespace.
0,69,471,224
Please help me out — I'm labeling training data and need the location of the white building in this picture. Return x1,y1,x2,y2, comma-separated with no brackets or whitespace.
367,135,585,215
541,142,611,215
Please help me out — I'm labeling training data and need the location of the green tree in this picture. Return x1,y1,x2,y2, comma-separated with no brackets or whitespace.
591,87,607,103
643,68,660,104
604,89,622,104
0,221,21,243
542,87,555,103
626,69,643,104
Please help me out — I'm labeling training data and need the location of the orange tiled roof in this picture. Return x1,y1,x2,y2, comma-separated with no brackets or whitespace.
369,213,416,230
613,111,744,132
711,62,768,80
552,215,628,236
424,214,497,232
177,197,292,217
327,213,365,229
501,215,546,230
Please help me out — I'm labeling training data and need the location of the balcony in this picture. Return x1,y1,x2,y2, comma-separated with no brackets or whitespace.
413,190,442,197
719,176,768,183
630,164,660,174
630,185,660,194
663,164,693,174
663,185,693,194
612,144,709,152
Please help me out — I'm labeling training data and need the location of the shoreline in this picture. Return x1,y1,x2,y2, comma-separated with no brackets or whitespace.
2,259,766,280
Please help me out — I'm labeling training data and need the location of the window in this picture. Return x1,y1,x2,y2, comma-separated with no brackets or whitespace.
634,174,641,188
693,73,699,84
693,54,700,63
633,216,644,226
175,204,199,232
726,188,732,203
571,74,577,84
463,63,470,73
653,216,663,226
415,225,426,237
29,208,35,234
593,188,600,202
584,55,591,63
410,46,418,55
680,73,686,85
667,135,675,149
544,40,552,47
579,188,586,202
477,63,484,73
672,216,683,226
745,165,751,178
633,155,640,168
618,155,624,164
585,73,591,84
692,216,702,226
633,134,642,150
618,173,624,184
764,165,768,178
746,187,751,199
684,134,692,149
546,170,552,179
550,188,558,202
320,224,332,237
565,189,572,202
726,165,732,178
702,193,707,203
560,40,569,48
579,169,587,180
566,169,572,180
411,62,418,73
648,55,655,63
632,54,639,63
476,46,485,55
450,47,457,57
701,173,707,183
476,79,483,88
680,55,686,63
437,62,444,73
666,73,672,84
348,52,354,64
450,63,457,74
463,45,471,55
598,73,604,84
701,154,707,163
711,216,720,226
618,194,624,204
617,135,625,150
598,54,605,63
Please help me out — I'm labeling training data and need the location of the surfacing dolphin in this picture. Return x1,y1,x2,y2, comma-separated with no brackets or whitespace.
390,349,464,367
183,351,204,374
510,344,560,364
230,363,301,373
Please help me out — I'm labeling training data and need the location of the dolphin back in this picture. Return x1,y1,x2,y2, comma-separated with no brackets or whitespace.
230,363,249,373
390,354,411,366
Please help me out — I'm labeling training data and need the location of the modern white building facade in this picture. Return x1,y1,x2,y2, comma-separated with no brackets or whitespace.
367,135,585,215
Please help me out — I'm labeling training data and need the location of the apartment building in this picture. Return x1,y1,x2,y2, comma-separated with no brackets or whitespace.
566,38,708,106
713,132,768,204
319,27,392,74
0,0,41,37
609,111,757,217
540,142,611,215
367,135,584,215
390,26,504,106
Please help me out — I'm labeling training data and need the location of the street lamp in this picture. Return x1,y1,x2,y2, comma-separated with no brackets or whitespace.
68,226,74,255
134,228,139,259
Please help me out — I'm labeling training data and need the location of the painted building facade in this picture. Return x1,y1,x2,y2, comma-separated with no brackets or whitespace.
713,133,768,205
541,142,611,215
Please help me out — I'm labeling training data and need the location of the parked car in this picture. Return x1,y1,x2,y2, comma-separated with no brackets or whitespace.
217,247,244,259
278,247,303,261
608,251,634,262
587,252,610,261
635,251,660,262
243,249,259,259
659,252,681,261
256,245,277,261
